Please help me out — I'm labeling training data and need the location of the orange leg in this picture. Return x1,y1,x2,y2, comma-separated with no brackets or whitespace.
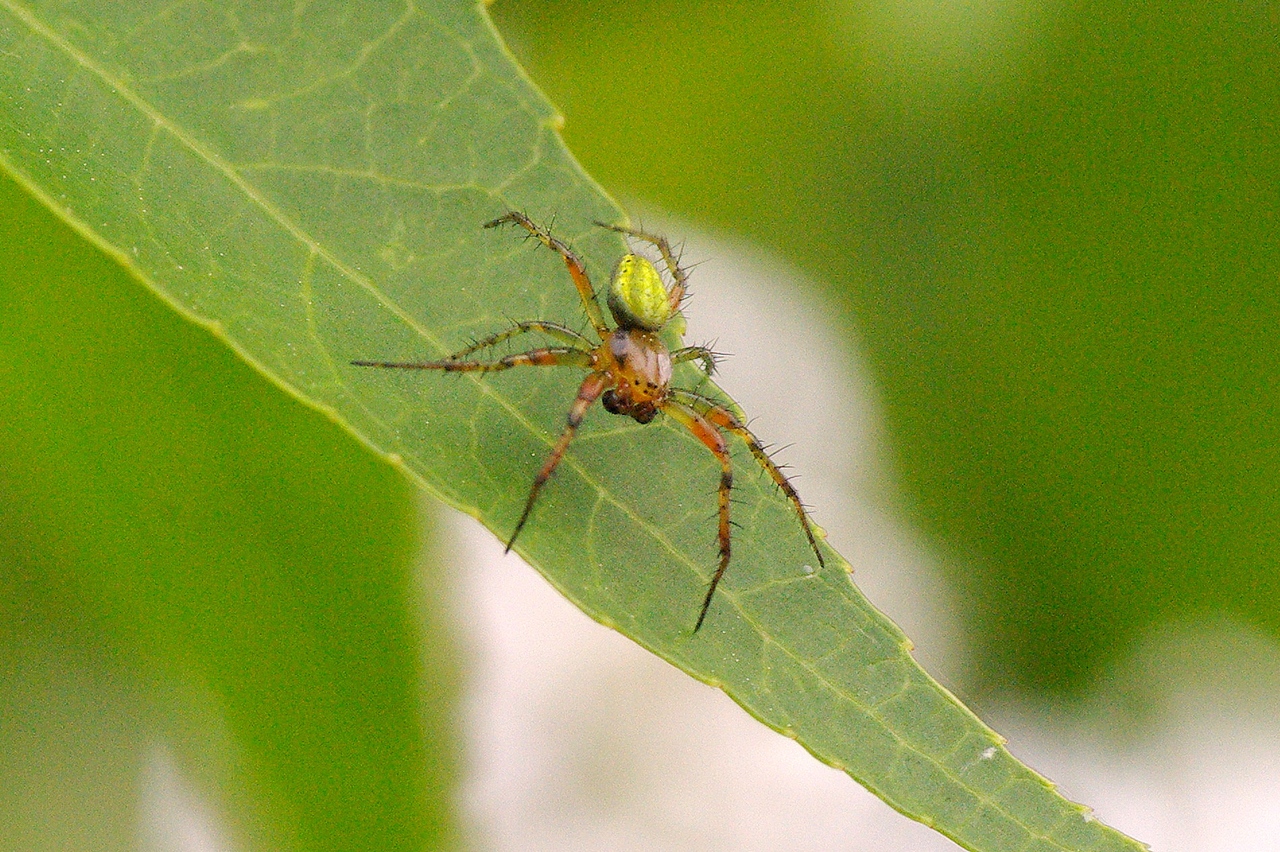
507,371,610,552
595,221,689,314
662,399,734,632
352,347,593,373
671,388,825,571
448,321,595,360
486,212,610,339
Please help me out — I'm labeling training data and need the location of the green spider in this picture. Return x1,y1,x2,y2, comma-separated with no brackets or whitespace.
353,211,824,631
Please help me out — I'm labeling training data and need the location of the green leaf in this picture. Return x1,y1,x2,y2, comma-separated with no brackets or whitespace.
0,1,1147,850
0,163,460,850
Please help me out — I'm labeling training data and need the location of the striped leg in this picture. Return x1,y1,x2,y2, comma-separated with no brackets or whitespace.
507,371,610,552
671,388,824,571
662,398,734,632
352,347,593,373
486,211,611,339
448,321,595,360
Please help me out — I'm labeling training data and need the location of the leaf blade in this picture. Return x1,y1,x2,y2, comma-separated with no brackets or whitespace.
0,1,1146,850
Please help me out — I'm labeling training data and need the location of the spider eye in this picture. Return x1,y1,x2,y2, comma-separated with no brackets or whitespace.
602,389,623,415
607,254,671,331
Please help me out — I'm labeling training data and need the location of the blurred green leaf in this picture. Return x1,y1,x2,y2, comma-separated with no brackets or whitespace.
492,0,1280,697
0,6,461,850
0,0,1149,850
0,167,459,849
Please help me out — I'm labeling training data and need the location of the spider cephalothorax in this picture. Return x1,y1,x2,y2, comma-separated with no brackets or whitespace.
353,211,824,631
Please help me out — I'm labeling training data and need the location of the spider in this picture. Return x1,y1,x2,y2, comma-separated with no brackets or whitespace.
353,211,824,631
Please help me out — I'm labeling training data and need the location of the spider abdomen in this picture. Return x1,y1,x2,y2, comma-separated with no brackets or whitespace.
608,253,672,331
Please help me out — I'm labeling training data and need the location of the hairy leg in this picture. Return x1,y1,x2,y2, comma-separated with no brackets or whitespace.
671,345,718,374
486,211,610,338
352,346,593,373
662,398,734,632
506,371,610,552
447,320,595,360
670,388,824,570
595,221,689,314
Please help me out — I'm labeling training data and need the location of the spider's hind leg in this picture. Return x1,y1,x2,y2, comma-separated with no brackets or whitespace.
595,221,690,312
486,211,610,338
671,345,719,375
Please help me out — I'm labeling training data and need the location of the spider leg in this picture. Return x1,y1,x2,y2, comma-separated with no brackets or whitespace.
595,221,689,314
670,388,825,571
661,399,733,632
671,345,718,374
486,211,611,339
352,347,593,372
448,321,595,360
507,371,610,552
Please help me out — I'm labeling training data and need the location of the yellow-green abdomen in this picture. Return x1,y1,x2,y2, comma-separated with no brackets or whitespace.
607,254,672,331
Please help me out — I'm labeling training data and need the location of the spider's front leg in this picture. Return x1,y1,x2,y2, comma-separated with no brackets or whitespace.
507,371,610,551
671,388,825,571
661,399,734,632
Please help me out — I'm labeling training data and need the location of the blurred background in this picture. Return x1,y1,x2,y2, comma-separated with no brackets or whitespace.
488,0,1280,700
471,0,1280,846
451,225,1280,851
4,0,1280,848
